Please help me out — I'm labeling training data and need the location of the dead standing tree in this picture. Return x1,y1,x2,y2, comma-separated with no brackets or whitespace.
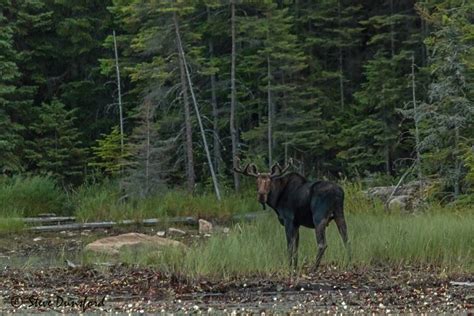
173,12,222,201
207,6,221,173
173,13,196,192
230,0,240,192
113,30,125,155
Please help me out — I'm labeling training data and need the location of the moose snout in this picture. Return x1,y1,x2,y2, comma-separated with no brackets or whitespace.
258,193,267,204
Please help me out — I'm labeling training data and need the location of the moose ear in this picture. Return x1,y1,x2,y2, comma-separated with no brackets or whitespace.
270,163,282,176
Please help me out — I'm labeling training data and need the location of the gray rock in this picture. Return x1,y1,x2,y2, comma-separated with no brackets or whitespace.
388,195,411,211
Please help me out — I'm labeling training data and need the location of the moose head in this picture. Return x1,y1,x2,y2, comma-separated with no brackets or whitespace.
234,158,293,209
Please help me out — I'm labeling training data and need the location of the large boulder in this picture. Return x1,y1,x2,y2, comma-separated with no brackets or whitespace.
366,180,430,211
84,232,186,256
366,185,418,202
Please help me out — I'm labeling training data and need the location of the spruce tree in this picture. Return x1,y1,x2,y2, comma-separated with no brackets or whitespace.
123,99,172,197
0,0,38,172
25,99,87,184
238,3,306,166
419,2,474,197
341,0,419,176
89,126,130,177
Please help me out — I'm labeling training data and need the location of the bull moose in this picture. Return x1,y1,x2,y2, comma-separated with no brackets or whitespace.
234,158,350,270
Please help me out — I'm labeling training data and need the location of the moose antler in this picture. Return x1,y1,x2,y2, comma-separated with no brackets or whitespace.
279,158,293,174
270,163,283,176
270,158,293,177
233,157,259,177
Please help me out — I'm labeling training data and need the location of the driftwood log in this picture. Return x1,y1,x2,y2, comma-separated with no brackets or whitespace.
23,212,267,233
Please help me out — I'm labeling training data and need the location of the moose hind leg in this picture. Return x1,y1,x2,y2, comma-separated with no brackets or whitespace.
314,219,328,270
335,216,352,261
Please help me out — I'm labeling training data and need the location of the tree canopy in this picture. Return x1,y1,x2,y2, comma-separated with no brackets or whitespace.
0,0,472,200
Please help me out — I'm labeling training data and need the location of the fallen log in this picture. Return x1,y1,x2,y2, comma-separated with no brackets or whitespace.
28,216,198,232
20,217,76,224
231,211,266,221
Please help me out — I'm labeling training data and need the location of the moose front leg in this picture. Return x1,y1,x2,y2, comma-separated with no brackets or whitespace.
284,222,299,270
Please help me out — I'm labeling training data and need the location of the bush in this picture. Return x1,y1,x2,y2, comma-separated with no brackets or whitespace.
0,176,69,217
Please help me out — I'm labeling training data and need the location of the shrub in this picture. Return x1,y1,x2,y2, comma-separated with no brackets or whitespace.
0,176,68,217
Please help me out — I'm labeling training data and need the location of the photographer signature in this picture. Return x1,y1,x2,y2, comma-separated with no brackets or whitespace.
10,294,106,312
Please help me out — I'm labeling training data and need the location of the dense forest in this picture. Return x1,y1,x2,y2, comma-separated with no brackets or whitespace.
0,0,473,201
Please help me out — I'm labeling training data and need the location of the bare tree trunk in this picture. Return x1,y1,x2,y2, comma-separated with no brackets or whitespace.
267,54,273,168
390,0,395,57
113,30,124,154
385,144,391,176
175,12,221,201
230,0,240,191
338,0,344,110
339,51,344,110
420,18,427,67
207,6,220,173
173,13,195,192
411,55,422,182
144,99,151,194
282,76,288,165
454,125,461,198
382,84,391,176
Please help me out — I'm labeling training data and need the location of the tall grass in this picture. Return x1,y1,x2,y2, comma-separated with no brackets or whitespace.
74,182,260,222
0,213,25,233
0,176,68,217
98,210,473,277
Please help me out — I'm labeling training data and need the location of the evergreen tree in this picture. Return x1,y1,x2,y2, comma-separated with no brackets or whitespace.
0,2,23,172
341,0,420,176
419,2,474,197
105,0,201,190
123,99,172,197
238,3,307,167
25,99,87,184
89,126,130,177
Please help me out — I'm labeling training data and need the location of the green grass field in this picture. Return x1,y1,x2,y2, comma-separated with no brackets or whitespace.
104,210,473,278
1,176,472,276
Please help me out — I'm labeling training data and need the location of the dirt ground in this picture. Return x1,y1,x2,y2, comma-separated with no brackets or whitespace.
0,229,472,314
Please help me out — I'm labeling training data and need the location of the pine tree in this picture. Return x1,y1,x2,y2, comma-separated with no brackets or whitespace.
289,0,365,175
418,2,474,197
105,0,201,189
0,2,23,172
89,126,130,177
297,0,363,110
340,0,420,176
25,99,87,184
9,0,114,151
345,51,411,175
123,99,172,197
238,3,306,166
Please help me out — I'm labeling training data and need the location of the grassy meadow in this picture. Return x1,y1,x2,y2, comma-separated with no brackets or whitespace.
81,209,473,278
1,175,473,275
0,176,259,223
